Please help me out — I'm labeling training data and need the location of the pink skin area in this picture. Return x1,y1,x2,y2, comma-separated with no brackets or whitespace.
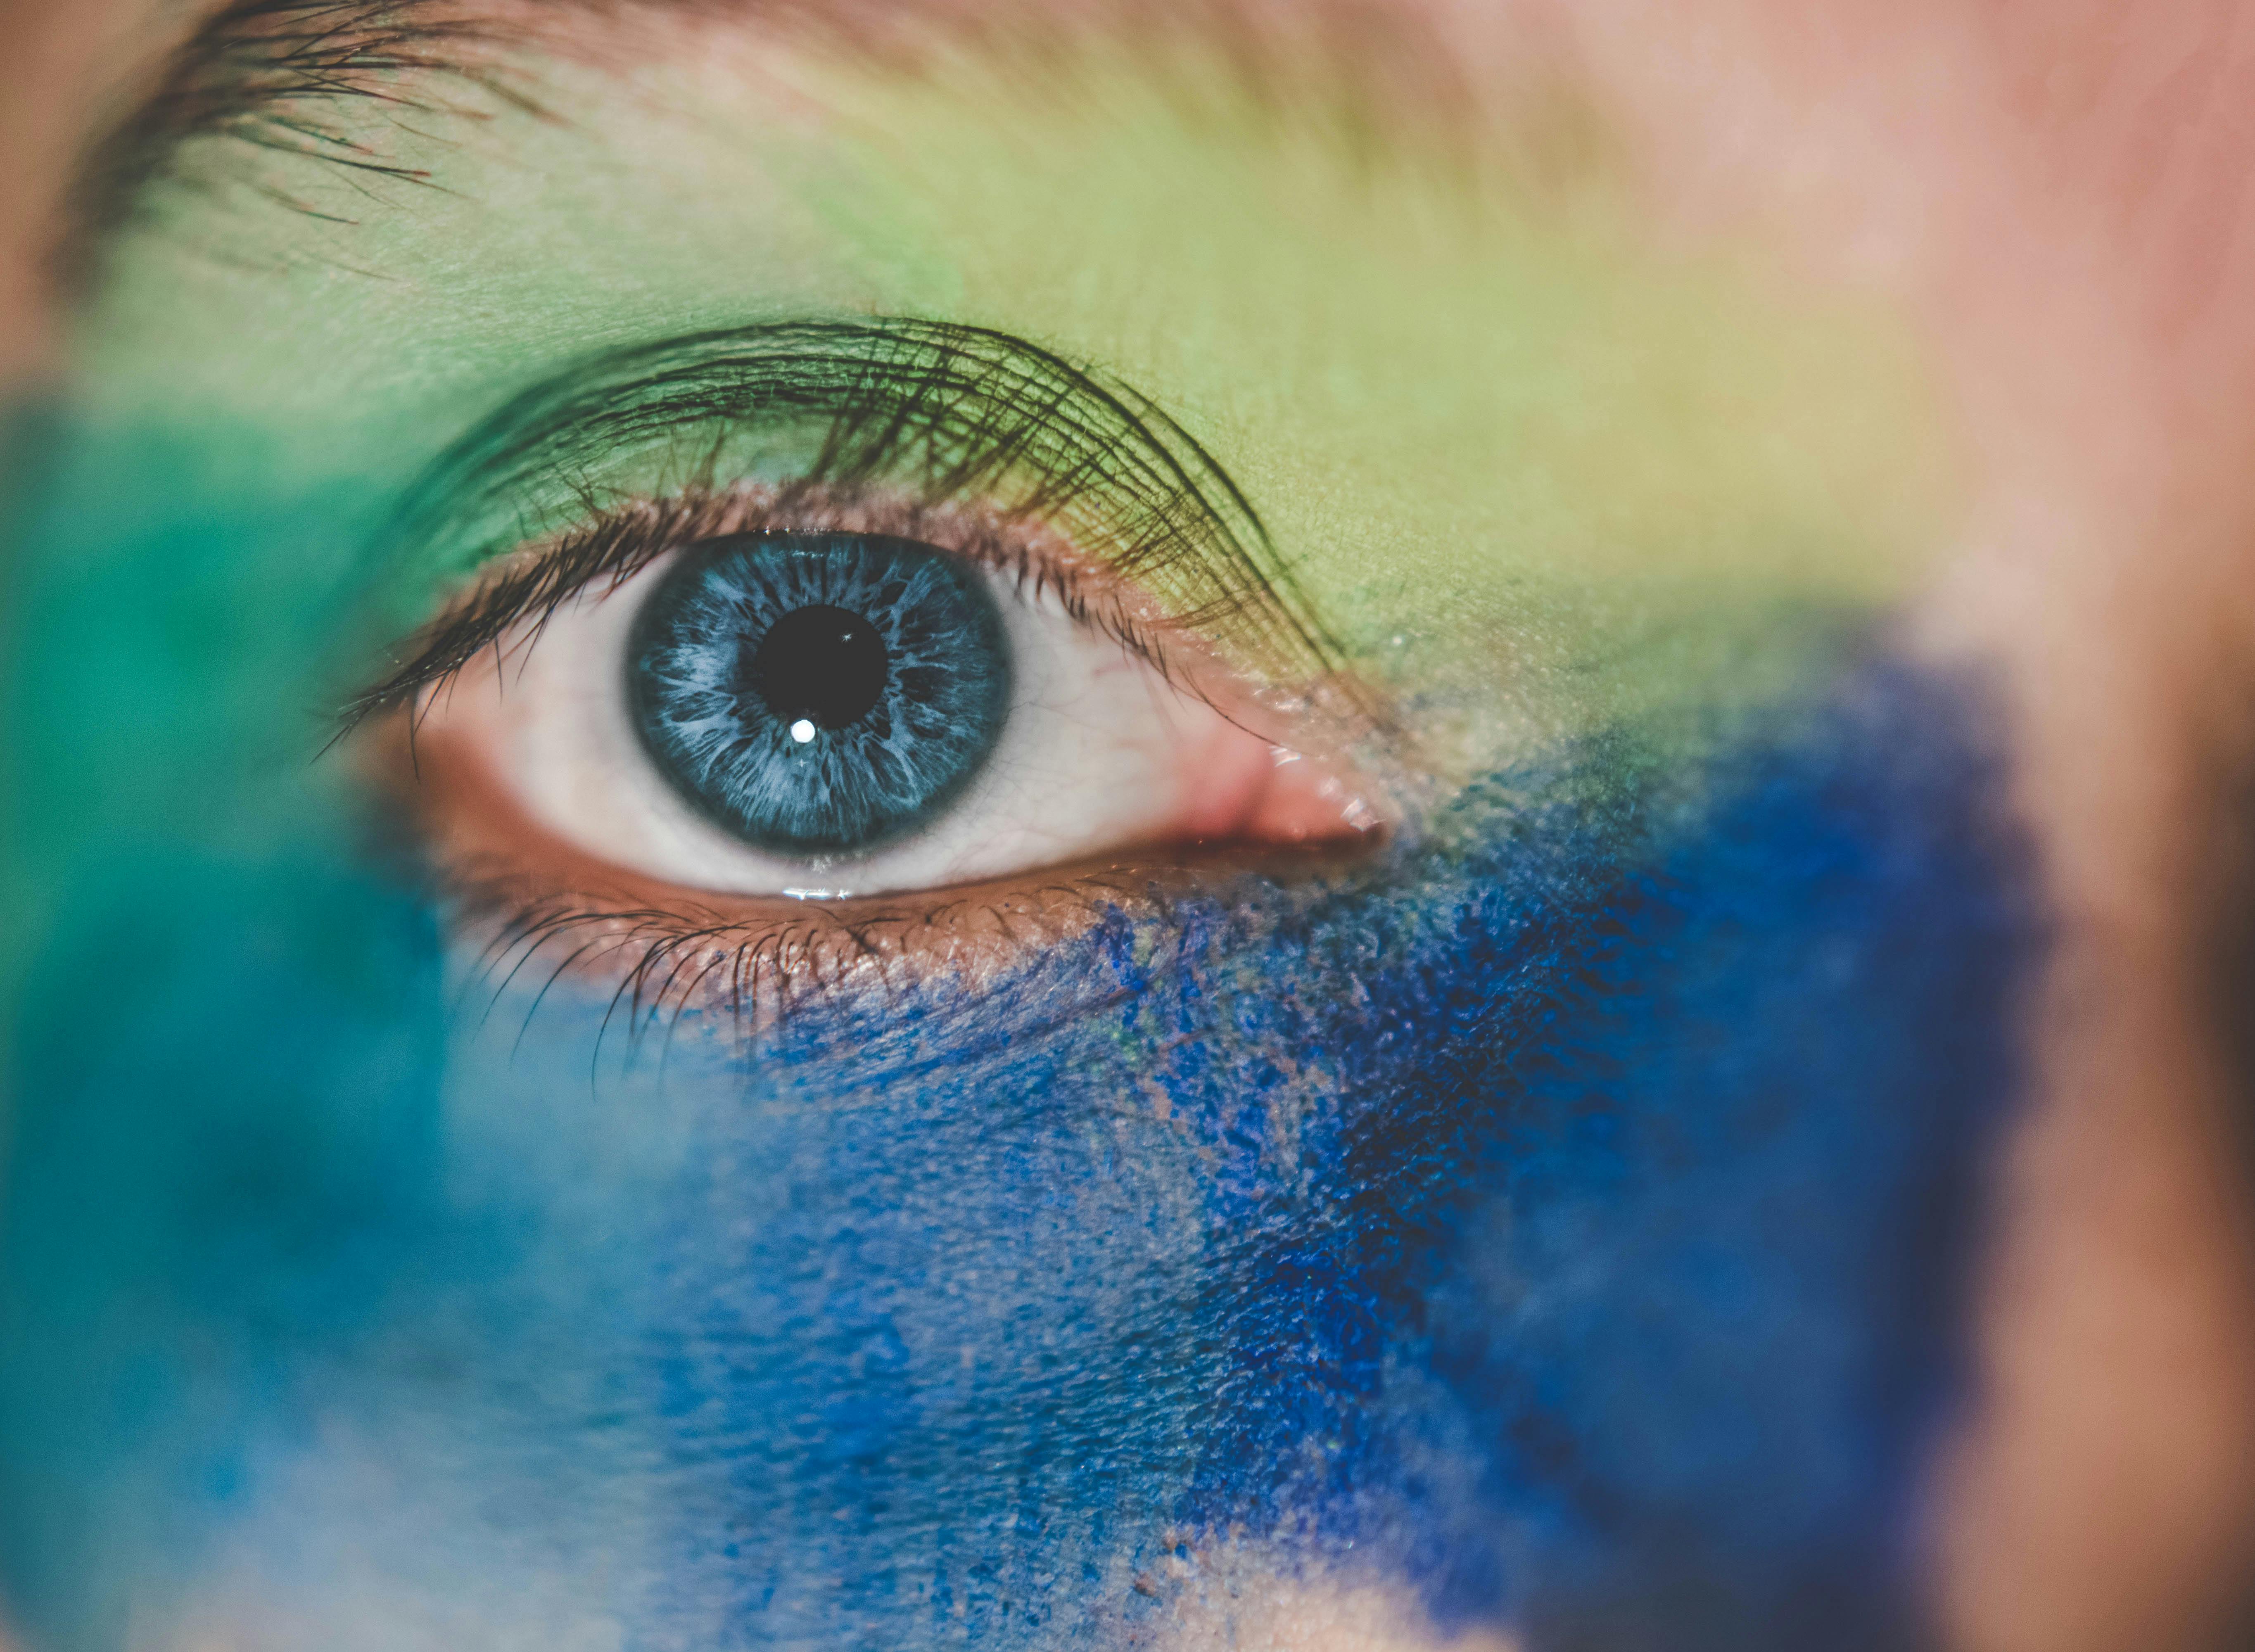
1168,714,1379,850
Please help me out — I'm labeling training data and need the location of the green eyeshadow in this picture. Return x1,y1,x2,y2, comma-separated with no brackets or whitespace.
65,26,1963,762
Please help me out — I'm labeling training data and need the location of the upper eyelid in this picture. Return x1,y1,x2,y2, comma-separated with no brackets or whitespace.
347,490,1215,738
349,317,1360,725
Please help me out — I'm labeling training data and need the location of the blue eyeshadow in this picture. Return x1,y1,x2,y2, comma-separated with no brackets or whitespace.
0,628,2037,1652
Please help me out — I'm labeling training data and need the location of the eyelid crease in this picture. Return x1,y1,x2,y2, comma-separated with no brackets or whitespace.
349,317,1369,735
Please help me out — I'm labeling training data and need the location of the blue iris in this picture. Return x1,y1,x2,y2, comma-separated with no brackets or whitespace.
627,534,1012,855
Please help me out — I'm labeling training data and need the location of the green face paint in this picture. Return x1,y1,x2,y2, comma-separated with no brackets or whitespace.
71,22,1961,775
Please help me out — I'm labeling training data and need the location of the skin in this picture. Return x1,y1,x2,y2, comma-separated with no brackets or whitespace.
3,2,2255,1650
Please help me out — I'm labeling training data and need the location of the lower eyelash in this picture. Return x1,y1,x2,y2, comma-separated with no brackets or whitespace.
431,826,1388,1063
439,859,1175,1059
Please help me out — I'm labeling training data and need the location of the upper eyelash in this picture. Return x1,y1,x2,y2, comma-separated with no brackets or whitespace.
347,318,1360,732
343,486,1203,738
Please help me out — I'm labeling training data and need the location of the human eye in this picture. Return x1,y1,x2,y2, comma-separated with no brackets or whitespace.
345,319,1383,1018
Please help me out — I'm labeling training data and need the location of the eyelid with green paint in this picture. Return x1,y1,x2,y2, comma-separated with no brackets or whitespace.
385,480,1379,891
346,316,1357,729
348,320,1392,1019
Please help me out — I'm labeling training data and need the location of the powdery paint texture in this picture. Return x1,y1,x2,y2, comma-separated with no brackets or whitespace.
0,648,2036,1652
587,659,2038,1650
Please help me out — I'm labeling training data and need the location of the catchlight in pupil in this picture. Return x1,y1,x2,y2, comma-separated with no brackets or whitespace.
629,534,1013,857
748,605,889,732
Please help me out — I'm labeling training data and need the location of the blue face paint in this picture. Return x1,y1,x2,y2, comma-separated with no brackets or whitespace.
598,658,2033,1652
0,465,2037,1652
0,397,2037,1652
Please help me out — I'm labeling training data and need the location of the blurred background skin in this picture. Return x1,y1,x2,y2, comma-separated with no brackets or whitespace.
5,2,2255,1650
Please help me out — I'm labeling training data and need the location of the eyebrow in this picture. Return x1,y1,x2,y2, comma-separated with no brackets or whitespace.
58,0,1481,286
61,0,543,279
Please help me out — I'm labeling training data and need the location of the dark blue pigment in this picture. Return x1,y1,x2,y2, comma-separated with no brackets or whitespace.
0,468,2038,1652
614,662,2034,1652
630,533,1013,854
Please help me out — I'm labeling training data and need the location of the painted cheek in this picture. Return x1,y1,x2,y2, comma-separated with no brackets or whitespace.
0,562,2035,1652
481,655,2032,1647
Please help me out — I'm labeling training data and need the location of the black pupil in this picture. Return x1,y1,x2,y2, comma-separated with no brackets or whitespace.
748,603,889,731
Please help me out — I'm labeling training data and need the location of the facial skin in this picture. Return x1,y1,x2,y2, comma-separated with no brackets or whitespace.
2,3,2254,1651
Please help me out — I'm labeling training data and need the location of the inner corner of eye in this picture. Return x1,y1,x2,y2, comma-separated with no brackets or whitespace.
1172,714,1384,852
394,525,1380,906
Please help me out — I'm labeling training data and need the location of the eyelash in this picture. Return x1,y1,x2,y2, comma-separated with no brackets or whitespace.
446,857,1182,1059
359,319,1352,723
347,482,1211,744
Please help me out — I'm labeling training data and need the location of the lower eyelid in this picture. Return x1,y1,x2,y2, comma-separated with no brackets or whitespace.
368,667,1390,1035
386,718,1341,1034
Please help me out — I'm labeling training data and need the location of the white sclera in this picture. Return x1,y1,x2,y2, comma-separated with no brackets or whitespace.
437,551,1264,897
